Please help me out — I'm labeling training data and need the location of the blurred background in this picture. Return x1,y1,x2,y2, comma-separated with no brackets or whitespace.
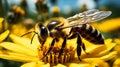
0,0,120,67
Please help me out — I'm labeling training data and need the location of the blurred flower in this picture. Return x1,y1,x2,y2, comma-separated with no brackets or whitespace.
77,0,96,9
51,6,60,17
99,6,108,11
0,33,117,67
91,18,120,32
6,6,25,24
35,0,49,17
22,18,35,30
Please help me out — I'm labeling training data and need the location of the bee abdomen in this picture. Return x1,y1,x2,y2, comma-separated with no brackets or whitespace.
80,24,104,44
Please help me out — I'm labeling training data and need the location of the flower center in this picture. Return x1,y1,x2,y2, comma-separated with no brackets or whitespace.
38,45,75,65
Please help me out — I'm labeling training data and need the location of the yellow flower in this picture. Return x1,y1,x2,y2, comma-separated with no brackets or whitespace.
114,38,120,55
0,34,117,67
113,38,120,67
91,18,120,32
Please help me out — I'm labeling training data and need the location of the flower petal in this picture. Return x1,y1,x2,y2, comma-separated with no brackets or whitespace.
21,62,38,67
100,51,117,61
81,44,106,58
0,42,37,57
0,30,10,42
69,63,91,67
95,41,116,56
0,50,39,62
81,38,116,58
113,58,120,67
83,58,110,67
105,39,113,44
91,18,120,32
9,34,39,53
53,64,66,67
21,61,49,67
114,38,120,44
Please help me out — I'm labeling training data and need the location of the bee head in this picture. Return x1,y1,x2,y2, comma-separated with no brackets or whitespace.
35,23,49,45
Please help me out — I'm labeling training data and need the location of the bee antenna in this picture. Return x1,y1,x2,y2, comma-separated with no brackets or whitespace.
30,33,37,44
21,31,35,37
21,31,38,44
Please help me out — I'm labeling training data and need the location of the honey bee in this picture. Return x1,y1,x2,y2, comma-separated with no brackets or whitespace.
22,9,112,61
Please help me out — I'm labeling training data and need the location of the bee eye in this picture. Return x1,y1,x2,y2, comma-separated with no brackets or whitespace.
40,26,48,38
39,26,49,44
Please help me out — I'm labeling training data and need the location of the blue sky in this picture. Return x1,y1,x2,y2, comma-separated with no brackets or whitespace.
6,0,120,13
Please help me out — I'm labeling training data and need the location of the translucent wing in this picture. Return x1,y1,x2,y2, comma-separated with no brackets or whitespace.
59,9,112,29
81,11,112,23
67,9,112,24
67,9,99,22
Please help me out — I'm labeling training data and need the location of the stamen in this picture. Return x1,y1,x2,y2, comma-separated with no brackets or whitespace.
38,46,75,65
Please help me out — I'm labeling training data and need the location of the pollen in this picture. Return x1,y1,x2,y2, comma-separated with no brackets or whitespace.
37,38,76,65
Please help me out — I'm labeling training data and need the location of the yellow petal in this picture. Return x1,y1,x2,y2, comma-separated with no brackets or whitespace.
9,34,39,53
81,44,106,58
83,58,110,67
53,64,66,67
105,38,113,44
114,39,120,54
81,38,116,58
0,53,38,62
0,30,10,42
0,42,37,57
21,62,37,67
0,50,38,62
113,58,120,67
21,61,49,67
95,42,116,56
100,51,117,61
40,63,50,67
69,63,91,67
91,18,120,32
114,38,120,44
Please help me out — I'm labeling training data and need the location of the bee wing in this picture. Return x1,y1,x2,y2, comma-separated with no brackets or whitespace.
67,9,112,25
82,11,112,23
67,9,99,22
62,10,112,29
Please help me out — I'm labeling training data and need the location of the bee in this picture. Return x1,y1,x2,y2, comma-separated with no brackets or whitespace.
22,9,112,61
6,6,25,24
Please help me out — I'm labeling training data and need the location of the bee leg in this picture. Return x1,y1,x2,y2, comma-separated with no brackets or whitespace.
77,32,82,61
82,43,89,55
41,38,56,59
67,28,76,39
58,37,67,58
68,33,77,39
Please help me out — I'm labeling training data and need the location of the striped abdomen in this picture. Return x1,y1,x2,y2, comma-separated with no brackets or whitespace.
73,24,104,44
